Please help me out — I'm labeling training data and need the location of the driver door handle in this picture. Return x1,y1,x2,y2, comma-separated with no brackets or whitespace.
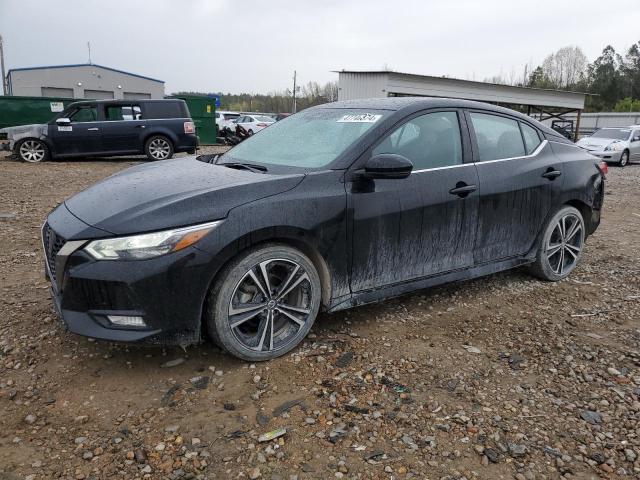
542,169,562,180
449,183,477,197
87,127,100,131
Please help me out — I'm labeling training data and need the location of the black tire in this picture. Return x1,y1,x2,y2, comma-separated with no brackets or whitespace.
248,129,254,136
16,138,49,163
205,243,321,361
529,205,585,281
619,150,629,167
144,135,174,161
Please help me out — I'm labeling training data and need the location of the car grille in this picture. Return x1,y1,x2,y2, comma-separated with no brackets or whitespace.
42,223,66,284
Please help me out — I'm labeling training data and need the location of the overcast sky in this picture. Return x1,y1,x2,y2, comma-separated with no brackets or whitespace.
1,0,639,95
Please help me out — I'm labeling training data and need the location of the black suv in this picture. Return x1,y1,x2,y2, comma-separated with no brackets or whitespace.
7,99,197,162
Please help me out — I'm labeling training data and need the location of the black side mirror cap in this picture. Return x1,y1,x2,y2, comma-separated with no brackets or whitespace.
363,154,413,179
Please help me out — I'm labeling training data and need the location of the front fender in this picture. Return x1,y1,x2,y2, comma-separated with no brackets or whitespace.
3,124,49,150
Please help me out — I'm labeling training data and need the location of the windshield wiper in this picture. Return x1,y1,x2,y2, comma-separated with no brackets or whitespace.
220,162,268,173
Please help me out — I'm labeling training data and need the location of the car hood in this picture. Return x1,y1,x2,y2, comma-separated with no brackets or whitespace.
64,157,304,235
577,137,627,150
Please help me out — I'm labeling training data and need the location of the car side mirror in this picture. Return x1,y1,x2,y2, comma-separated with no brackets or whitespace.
633,135,640,142
56,118,71,126
363,154,413,179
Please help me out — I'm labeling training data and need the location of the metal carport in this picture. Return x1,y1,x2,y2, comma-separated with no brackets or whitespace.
336,70,588,141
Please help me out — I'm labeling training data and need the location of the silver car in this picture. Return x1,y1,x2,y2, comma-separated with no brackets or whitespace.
576,126,640,167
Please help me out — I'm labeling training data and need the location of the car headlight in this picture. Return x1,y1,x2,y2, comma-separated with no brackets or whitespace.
85,220,222,260
605,142,622,151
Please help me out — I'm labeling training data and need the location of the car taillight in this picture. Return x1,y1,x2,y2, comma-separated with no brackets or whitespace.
184,121,195,134
596,161,608,177
256,123,269,127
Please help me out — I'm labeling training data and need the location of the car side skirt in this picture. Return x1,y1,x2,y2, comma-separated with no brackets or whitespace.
328,256,533,312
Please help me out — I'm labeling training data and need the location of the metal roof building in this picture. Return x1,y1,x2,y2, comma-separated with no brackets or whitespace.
7,64,165,100
336,70,589,140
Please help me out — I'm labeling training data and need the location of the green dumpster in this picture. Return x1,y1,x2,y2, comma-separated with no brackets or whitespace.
168,94,217,145
0,95,76,130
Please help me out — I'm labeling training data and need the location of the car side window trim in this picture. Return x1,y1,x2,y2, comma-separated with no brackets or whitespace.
469,139,548,165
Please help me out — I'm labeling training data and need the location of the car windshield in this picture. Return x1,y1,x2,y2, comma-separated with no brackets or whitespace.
590,129,631,140
221,108,389,168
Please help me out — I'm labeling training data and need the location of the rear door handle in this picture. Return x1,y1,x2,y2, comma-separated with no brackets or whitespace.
542,169,562,180
87,127,100,131
449,183,477,197
135,125,146,129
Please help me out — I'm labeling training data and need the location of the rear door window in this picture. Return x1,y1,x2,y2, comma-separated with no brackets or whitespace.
69,106,97,123
105,105,142,121
470,112,526,161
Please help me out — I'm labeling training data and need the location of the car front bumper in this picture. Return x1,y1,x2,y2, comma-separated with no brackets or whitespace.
43,206,218,345
586,149,623,162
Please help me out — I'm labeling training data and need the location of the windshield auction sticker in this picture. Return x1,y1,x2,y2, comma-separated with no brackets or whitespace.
337,114,382,123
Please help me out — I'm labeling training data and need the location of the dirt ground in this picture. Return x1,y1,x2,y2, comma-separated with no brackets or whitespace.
0,150,638,480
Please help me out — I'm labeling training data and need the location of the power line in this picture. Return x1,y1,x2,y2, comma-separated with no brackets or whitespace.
0,34,7,95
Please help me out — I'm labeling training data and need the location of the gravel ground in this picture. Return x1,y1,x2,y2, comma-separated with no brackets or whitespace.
0,151,638,480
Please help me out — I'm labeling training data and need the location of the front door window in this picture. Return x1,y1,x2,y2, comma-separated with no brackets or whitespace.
372,111,463,169
69,106,97,123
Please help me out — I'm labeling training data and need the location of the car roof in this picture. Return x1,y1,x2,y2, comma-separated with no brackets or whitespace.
67,99,183,107
314,96,565,139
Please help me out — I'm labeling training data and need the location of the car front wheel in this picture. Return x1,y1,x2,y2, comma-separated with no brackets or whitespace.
529,205,585,281
206,244,321,361
145,135,174,160
619,150,629,167
17,139,49,163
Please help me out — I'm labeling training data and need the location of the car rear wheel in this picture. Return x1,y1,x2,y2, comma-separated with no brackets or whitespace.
145,135,174,160
206,244,321,361
17,139,49,163
619,150,629,167
529,206,585,281
248,129,254,136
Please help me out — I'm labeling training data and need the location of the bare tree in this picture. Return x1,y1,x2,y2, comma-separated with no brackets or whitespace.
541,46,588,88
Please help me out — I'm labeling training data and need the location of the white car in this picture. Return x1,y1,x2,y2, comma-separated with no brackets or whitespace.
233,114,275,135
576,126,640,167
216,111,241,132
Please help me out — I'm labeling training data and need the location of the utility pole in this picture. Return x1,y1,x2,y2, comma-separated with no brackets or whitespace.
87,41,92,64
292,70,297,113
0,35,7,95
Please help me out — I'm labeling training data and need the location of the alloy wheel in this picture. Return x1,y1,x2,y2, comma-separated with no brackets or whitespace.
19,140,46,162
228,259,312,353
545,213,584,276
148,138,171,159
620,151,629,167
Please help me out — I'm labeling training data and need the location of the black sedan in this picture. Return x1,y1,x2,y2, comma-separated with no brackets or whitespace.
41,98,605,361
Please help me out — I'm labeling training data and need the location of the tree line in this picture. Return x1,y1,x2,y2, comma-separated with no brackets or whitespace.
487,40,640,112
175,81,338,114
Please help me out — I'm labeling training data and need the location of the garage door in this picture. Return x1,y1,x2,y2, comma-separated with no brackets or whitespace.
41,87,74,98
123,92,152,99
84,89,114,99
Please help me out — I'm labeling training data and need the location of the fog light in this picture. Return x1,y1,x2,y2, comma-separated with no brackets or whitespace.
107,315,146,328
